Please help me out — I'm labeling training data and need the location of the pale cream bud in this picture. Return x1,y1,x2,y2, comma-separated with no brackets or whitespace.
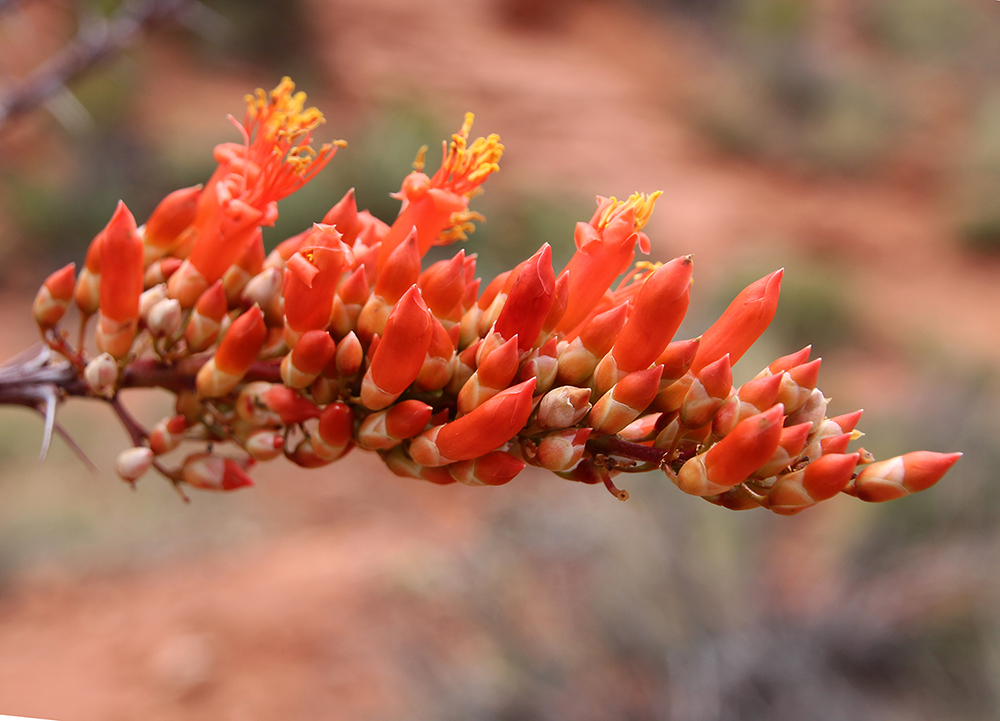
115,446,154,482
84,352,118,397
147,298,183,338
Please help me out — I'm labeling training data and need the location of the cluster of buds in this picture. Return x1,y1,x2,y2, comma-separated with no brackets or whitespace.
27,78,960,509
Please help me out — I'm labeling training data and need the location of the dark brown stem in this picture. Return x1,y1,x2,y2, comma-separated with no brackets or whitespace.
585,434,669,467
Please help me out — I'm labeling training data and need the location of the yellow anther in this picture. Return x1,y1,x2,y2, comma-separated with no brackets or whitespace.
431,114,504,197
413,145,428,172
598,191,663,232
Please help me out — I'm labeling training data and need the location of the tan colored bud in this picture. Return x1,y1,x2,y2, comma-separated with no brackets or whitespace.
786,388,828,434
536,386,592,430
139,284,168,322
241,267,282,320
85,352,118,397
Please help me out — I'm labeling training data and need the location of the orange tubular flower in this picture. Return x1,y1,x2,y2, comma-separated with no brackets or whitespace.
283,224,352,339
409,378,537,466
607,255,692,374
675,404,785,496
850,451,963,502
360,285,433,410
689,269,783,374
419,250,466,319
144,184,201,259
493,244,556,352
96,201,144,359
196,306,267,397
555,191,661,335
378,113,503,271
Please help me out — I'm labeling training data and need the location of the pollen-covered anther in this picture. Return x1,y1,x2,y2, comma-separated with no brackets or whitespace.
588,366,663,436
280,329,336,389
33,263,76,330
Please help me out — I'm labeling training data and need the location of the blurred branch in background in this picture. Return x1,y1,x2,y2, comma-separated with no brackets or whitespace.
0,0,194,132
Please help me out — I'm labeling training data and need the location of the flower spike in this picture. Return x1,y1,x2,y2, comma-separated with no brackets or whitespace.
8,80,958,513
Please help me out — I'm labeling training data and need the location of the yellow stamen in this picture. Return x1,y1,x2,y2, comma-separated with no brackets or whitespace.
597,191,663,232
439,210,486,244
412,145,428,172
431,113,504,197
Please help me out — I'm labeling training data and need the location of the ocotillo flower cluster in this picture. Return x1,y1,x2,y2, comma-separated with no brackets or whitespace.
24,77,960,510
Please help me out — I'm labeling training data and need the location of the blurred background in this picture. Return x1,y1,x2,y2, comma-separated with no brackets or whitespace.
0,0,999,718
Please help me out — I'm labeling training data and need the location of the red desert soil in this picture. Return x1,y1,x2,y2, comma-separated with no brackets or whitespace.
1,0,996,718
